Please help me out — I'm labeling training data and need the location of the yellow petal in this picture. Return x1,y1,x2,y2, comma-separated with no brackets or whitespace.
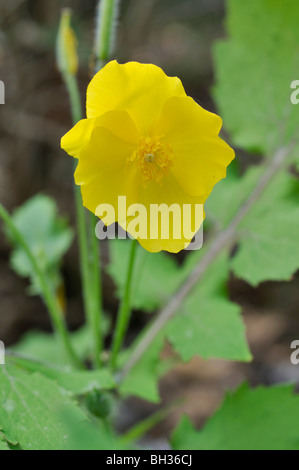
86,61,186,135
155,96,235,198
121,174,206,254
61,110,140,158
75,122,205,253
75,126,139,224
61,118,97,158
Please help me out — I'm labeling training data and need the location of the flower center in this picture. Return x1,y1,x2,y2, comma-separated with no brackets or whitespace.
128,137,174,184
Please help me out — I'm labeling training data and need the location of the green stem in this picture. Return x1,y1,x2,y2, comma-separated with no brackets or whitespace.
88,0,121,366
63,74,82,125
63,72,103,367
89,214,103,368
120,399,181,445
0,204,83,369
94,0,119,72
110,240,138,371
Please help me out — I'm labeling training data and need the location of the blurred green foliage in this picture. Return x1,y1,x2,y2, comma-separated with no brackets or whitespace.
172,384,299,450
5,195,73,295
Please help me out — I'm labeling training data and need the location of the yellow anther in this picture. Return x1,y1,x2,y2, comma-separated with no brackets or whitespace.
129,137,174,184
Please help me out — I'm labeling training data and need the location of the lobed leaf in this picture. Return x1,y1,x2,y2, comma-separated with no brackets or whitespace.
172,383,299,450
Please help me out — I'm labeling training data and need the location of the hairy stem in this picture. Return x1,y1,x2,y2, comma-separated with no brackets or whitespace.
92,0,122,367
94,0,119,72
122,145,292,377
63,73,103,367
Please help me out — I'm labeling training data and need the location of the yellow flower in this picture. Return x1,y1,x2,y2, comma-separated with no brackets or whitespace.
61,61,234,253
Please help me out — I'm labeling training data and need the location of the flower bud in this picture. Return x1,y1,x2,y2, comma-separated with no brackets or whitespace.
85,390,112,419
56,8,79,76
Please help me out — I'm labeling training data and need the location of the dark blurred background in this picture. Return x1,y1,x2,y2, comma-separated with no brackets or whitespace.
1,0,299,445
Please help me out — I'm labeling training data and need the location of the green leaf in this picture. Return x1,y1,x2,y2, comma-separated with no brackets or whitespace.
0,434,10,451
0,441,10,451
206,161,299,285
107,239,183,312
119,334,166,403
172,383,299,450
0,425,18,448
7,356,116,395
0,365,92,450
12,324,96,366
39,368,116,395
166,254,251,362
61,409,125,450
206,165,262,229
214,0,299,154
232,172,299,285
6,195,73,295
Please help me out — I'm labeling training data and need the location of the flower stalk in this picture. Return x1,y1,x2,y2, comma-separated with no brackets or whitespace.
94,0,139,372
57,9,103,367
